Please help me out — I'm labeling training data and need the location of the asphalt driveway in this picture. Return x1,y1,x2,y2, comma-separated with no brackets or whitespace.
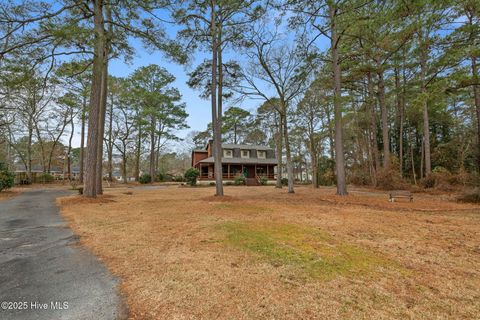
0,189,127,320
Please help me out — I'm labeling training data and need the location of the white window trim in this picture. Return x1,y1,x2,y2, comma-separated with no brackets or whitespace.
257,150,266,159
241,150,250,158
223,149,233,158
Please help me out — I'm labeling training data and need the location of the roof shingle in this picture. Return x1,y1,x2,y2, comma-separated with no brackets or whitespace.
198,157,278,165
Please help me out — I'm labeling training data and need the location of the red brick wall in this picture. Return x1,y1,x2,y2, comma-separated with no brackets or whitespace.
207,142,212,157
192,151,208,167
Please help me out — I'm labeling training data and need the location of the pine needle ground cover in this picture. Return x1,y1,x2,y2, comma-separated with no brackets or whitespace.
58,186,480,319
0,188,21,201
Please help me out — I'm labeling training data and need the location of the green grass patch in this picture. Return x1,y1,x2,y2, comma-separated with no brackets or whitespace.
218,222,401,280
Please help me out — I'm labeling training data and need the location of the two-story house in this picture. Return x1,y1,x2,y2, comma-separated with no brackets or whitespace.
191,140,278,183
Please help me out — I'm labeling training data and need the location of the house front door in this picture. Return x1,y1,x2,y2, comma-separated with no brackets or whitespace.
247,166,255,178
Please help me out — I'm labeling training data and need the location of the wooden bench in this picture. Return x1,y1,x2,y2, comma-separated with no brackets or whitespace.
389,190,413,202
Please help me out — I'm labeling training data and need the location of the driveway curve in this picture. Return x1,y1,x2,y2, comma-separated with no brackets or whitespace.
0,189,127,320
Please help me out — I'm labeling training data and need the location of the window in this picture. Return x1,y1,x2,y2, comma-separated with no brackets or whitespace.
223,149,233,158
241,150,250,158
257,150,266,159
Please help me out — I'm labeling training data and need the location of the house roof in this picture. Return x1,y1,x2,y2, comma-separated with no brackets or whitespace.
14,164,71,173
221,143,273,151
14,164,48,173
198,157,278,165
197,141,275,152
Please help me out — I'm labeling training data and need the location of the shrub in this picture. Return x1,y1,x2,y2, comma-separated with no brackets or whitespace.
234,175,246,185
259,176,268,185
184,168,200,186
318,169,335,186
0,162,14,192
155,172,174,182
421,167,462,191
225,181,234,186
157,173,173,182
375,168,408,190
349,171,370,186
174,175,185,182
421,174,436,189
70,180,79,190
38,173,54,183
281,177,288,186
457,188,480,203
317,157,336,186
139,173,151,184
209,182,215,186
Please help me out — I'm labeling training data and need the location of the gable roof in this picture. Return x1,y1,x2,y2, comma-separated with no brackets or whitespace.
198,156,277,165
221,143,273,151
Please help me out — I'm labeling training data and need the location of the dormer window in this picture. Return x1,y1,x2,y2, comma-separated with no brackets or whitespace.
223,149,233,158
241,150,250,158
257,150,266,159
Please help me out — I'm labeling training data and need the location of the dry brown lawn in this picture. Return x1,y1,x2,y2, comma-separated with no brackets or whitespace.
0,188,23,201
57,186,480,320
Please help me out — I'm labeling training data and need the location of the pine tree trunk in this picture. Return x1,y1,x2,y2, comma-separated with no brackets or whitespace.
96,53,108,194
309,128,319,188
420,137,424,179
234,123,237,144
95,3,111,195
396,67,405,177
367,72,380,174
330,4,347,195
79,96,86,184
149,116,156,181
84,0,106,197
67,113,74,180
275,113,283,188
419,31,431,176
211,3,224,196
122,151,127,185
472,56,480,173
107,92,113,182
155,128,161,174
410,130,417,185
283,110,294,193
312,153,318,188
27,120,33,182
377,68,390,170
135,124,141,181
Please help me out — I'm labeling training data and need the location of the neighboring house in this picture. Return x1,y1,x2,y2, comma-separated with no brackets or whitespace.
70,167,81,180
14,164,43,184
14,164,82,184
191,140,278,183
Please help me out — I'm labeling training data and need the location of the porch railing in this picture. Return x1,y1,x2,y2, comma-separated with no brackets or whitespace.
199,173,276,180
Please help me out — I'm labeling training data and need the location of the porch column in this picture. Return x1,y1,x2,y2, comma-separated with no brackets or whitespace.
228,164,230,179
255,164,257,178
267,165,269,179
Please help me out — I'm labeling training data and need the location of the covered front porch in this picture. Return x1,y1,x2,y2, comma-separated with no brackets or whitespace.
199,164,276,180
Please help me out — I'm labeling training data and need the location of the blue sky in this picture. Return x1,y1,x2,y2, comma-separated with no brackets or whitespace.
107,33,261,148
109,40,212,136
67,8,329,151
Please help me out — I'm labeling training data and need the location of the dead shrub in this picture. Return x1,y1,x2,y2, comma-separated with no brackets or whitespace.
349,171,371,186
422,167,465,191
375,168,408,190
457,188,480,203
